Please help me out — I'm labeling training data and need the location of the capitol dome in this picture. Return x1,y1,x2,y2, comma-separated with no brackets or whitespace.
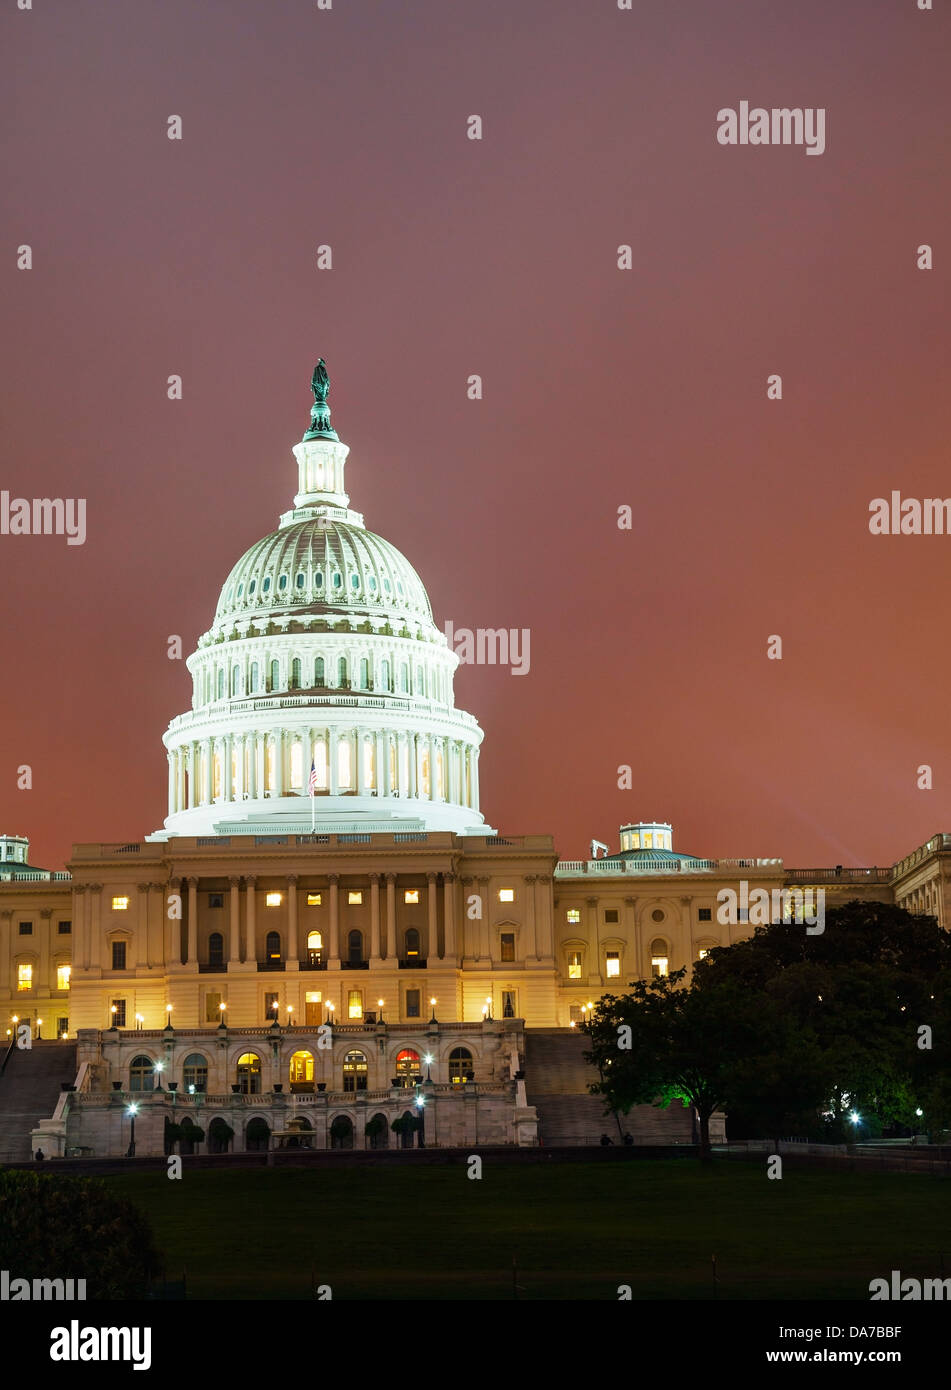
152,362,490,840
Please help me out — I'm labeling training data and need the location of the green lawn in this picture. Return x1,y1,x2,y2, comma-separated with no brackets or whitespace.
107,1159,951,1300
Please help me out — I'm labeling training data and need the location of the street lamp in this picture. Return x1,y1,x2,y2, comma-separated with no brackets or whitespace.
109,1005,118,1029
126,1103,138,1157
135,1013,144,1031
286,1004,294,1026
164,1004,174,1035
429,996,437,1025
218,1002,227,1031
484,995,493,1021
35,1018,42,1040
326,1000,335,1025
377,998,385,1023
424,1053,433,1083
153,1061,164,1091
414,1090,426,1149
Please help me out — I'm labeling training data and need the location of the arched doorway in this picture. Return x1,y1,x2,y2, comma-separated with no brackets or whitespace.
208,1117,234,1154
449,1047,474,1084
395,1049,421,1087
289,1050,315,1092
330,1114,354,1150
366,1112,389,1149
343,1049,368,1092
394,1109,417,1149
236,1052,262,1094
246,1116,271,1152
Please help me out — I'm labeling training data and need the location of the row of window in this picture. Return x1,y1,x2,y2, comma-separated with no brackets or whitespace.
226,568,406,605
125,1046,476,1093
564,907,714,926
108,988,521,1028
203,656,443,703
14,920,71,935
16,963,70,992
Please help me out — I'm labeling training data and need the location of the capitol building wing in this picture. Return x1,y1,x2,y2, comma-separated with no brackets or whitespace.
0,365,946,1161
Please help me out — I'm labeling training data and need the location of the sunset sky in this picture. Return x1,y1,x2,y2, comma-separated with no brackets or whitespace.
2,0,949,870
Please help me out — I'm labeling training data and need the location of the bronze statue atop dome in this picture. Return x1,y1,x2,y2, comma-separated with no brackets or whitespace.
311,359,330,403
304,358,337,441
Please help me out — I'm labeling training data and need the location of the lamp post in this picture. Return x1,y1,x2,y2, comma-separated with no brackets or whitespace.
326,1000,335,1026
424,1053,434,1083
377,998,385,1024
109,1005,118,1029
35,1018,42,1040
484,995,492,1021
126,1103,138,1158
135,1013,144,1032
429,996,437,1025
286,1004,294,1027
218,1002,227,1031
153,1061,164,1091
414,1089,426,1149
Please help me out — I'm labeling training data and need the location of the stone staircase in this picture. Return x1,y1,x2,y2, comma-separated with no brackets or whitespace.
0,1041,78,1161
524,1029,694,1147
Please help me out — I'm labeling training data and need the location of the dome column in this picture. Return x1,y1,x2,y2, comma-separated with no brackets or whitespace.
356,727,367,796
188,744,197,808
329,728,339,796
202,740,212,804
375,730,385,796
274,729,285,796
223,734,233,801
167,753,175,816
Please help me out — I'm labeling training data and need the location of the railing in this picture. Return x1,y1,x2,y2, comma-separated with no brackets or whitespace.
398,958,427,969
555,856,784,876
0,869,73,882
785,867,892,883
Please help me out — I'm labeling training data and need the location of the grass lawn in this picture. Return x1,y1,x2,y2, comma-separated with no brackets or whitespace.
107,1159,951,1300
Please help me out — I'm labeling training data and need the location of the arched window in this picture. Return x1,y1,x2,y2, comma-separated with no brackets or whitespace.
395,1049,421,1085
338,737,352,789
314,739,327,788
650,937,669,978
217,668,225,699
343,1049,368,1092
231,665,240,696
278,574,288,592
404,928,420,961
347,930,363,965
269,660,280,692
449,1047,474,1084
400,664,409,693
236,1053,261,1094
306,929,323,966
367,1111,389,1149
246,1115,269,1150
208,932,223,967
315,571,324,589
333,572,343,590
415,667,424,696
262,576,271,594
129,1055,154,1092
337,657,347,687
208,1117,232,1154
296,572,305,590
290,739,303,788
363,736,375,789
290,658,301,690
289,1051,314,1085
381,659,390,692
266,931,281,963
315,656,325,686
249,579,257,596
183,1053,208,1093
359,658,369,689
250,663,259,693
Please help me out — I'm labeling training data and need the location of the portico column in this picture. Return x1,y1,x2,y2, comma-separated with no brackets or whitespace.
287,875,299,963
188,744,197,807
275,729,285,796
428,735,436,800
229,877,241,963
370,873,381,960
223,733,233,801
427,873,438,960
186,877,199,966
442,873,456,961
245,876,257,963
328,874,340,962
73,885,87,971
356,728,367,796
88,884,103,969
478,877,490,959
409,735,417,799
375,731,385,794
384,873,396,960
523,875,537,960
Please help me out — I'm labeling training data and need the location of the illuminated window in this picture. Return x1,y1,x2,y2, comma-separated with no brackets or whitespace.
17,963,32,991
605,950,621,978
363,736,375,788
129,1055,154,1091
343,1049,368,1091
348,990,363,1019
266,932,281,962
236,1052,261,1094
338,737,352,788
396,1049,421,1084
111,941,126,970
205,990,221,1022
449,1047,474,1083
644,833,653,848
569,1004,582,1023
304,991,322,1026
307,893,322,907
290,740,303,788
405,989,420,1018
498,889,515,903
57,1017,68,1038
57,964,71,991
348,891,363,905
266,892,282,907
566,909,581,924
501,990,517,1019
404,889,419,904
111,999,126,1027
404,928,420,959
264,992,278,1020
500,932,515,962
183,1053,207,1092
289,1050,314,1084
567,950,582,979
698,948,710,961
650,937,669,978
112,896,129,911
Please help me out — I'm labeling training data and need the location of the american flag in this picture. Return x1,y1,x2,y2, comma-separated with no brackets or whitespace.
308,760,318,795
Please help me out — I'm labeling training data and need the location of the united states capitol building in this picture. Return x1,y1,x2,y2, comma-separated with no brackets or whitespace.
1,364,947,1159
